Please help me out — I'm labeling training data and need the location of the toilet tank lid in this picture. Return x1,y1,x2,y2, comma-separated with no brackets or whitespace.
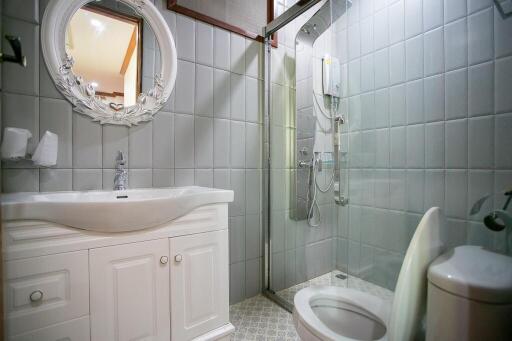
428,246,512,304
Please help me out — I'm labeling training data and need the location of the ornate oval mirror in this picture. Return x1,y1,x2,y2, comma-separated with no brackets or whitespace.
41,0,177,126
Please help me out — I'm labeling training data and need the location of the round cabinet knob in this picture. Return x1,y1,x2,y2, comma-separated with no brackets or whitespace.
29,290,43,303
160,256,168,264
174,254,183,262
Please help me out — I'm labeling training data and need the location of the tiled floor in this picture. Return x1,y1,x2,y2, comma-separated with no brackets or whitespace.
229,270,394,340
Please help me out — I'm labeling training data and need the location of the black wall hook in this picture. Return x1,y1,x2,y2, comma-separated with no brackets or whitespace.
0,35,27,67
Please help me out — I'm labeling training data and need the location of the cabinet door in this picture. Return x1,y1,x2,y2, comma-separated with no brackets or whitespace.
170,230,229,341
90,239,170,341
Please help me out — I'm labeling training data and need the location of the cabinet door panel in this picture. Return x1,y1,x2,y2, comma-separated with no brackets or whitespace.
90,239,169,341
170,230,229,340
4,251,89,336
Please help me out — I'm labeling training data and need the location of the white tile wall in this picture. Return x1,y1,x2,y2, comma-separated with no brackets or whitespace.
1,0,264,305
334,0,512,289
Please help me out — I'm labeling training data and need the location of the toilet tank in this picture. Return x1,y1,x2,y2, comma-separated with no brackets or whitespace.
426,246,512,341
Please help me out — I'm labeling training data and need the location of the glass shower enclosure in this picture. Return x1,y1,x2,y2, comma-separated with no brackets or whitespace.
263,0,405,310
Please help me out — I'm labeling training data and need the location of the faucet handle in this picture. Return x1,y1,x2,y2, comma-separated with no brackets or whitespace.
116,150,125,165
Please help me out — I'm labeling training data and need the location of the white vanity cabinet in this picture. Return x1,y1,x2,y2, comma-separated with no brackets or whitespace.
2,203,235,341
170,230,229,341
89,239,170,341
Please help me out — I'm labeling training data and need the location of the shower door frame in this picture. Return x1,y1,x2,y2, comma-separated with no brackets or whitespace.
261,0,322,313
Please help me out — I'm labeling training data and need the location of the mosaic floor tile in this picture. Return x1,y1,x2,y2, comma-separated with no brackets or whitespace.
229,271,394,340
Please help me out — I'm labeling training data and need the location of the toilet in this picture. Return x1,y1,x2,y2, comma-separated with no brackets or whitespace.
293,207,446,340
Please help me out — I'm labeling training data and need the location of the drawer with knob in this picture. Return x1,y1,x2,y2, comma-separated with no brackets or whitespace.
4,250,89,337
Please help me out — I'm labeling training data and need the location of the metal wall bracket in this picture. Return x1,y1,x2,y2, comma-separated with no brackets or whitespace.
0,35,27,67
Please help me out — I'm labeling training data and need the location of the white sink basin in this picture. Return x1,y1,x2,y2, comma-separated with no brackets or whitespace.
1,186,234,232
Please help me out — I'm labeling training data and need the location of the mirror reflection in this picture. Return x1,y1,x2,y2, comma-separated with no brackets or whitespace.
65,1,158,107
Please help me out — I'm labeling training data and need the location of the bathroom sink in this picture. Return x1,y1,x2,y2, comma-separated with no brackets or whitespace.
1,186,234,232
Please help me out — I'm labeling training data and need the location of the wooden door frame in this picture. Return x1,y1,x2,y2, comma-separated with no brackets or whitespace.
167,0,277,47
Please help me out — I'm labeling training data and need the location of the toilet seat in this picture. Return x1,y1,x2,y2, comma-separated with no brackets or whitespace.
293,286,391,341
292,207,447,341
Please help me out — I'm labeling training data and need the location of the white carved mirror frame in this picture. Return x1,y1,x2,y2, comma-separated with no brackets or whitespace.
41,0,177,126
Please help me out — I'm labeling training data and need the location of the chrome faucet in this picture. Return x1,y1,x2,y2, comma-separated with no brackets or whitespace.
114,151,128,190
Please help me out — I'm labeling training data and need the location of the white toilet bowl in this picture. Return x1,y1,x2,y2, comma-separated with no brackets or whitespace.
293,286,391,341
293,207,447,341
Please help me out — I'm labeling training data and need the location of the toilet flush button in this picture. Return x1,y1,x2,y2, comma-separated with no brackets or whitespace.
174,254,183,262
160,256,168,264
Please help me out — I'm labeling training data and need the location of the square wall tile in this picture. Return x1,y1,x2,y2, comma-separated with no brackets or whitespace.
230,73,246,121
390,126,406,168
374,8,389,50
374,48,389,89
174,169,194,186
214,69,230,118
129,169,152,188
73,114,101,168
245,214,262,259
406,79,424,124
40,168,71,192
445,170,468,219
495,113,512,169
2,169,39,193
361,17,374,55
389,0,405,44
444,0,467,23
153,169,174,187
495,6,512,58
390,84,406,126
406,124,425,168
468,116,494,168
468,0,493,14
444,18,468,71
230,33,246,75
195,64,214,116
2,93,39,154
425,170,445,209
194,117,213,168
4,0,39,23
73,169,102,191
246,77,263,123
214,28,230,71
389,170,406,210
405,0,423,38
468,62,494,117
389,42,405,85
348,24,361,61
406,170,425,212
230,121,246,168
445,119,468,168
101,122,129,169
246,169,261,214
406,35,424,81
246,40,263,79
424,27,444,77
375,88,389,128
348,59,361,96
39,98,72,168
375,128,390,168
196,21,213,66
495,56,512,113
214,118,230,168
445,68,468,120
194,169,213,187
245,123,261,168
129,121,152,168
468,8,493,65
175,60,195,114
423,0,443,31
176,14,195,62
229,262,245,304
425,122,445,168
152,112,173,169
424,74,445,122
230,169,246,216
361,54,375,92
174,114,195,168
